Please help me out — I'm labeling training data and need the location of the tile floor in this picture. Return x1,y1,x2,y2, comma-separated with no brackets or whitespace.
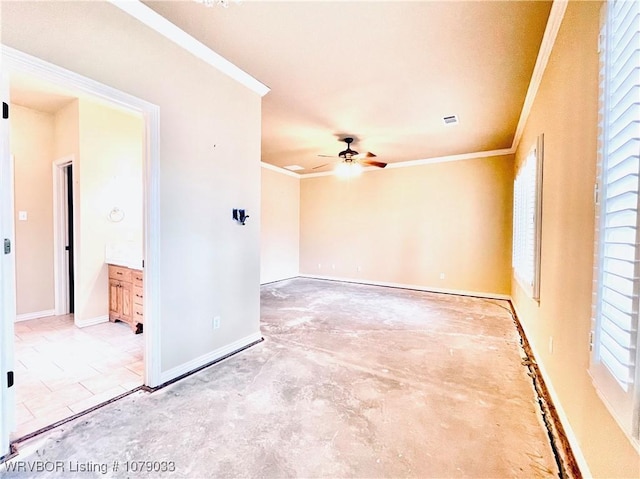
12,315,143,440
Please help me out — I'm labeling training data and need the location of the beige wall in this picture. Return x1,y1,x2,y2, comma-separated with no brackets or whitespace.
10,104,55,316
10,98,143,324
2,1,263,373
511,1,639,476
76,98,143,324
300,155,513,296
53,100,79,317
54,100,79,162
261,166,300,284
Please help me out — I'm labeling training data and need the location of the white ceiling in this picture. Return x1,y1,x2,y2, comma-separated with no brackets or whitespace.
9,1,552,173
10,72,76,114
147,0,552,172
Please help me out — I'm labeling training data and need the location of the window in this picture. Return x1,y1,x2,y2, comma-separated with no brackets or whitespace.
591,0,640,443
513,136,543,301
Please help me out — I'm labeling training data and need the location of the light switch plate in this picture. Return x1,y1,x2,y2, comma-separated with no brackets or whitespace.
18,211,27,221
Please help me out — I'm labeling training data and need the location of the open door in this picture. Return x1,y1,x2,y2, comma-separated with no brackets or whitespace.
0,72,17,459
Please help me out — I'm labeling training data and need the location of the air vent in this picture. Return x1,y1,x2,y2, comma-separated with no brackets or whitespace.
283,165,304,171
443,115,459,125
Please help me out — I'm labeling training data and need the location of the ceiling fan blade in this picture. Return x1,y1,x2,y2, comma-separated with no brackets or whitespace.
360,159,387,168
317,154,337,158
353,151,377,160
312,163,331,170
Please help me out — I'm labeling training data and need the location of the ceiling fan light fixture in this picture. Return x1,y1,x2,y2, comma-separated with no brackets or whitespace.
339,149,358,160
313,136,386,172
335,161,362,179
338,137,358,159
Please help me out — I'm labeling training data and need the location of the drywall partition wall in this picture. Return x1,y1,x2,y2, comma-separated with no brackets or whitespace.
53,99,80,318
1,2,262,376
510,1,639,476
54,100,79,162
75,98,143,325
260,165,300,284
300,154,513,297
10,104,55,317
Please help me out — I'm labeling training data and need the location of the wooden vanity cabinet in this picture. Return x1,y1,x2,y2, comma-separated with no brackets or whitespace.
108,265,143,334
132,270,144,329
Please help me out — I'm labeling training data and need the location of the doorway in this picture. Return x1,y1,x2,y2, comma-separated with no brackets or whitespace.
1,46,162,458
53,157,75,317
11,93,146,440
65,164,74,315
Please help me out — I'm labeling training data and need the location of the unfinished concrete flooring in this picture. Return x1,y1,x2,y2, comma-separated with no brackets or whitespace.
4,278,558,478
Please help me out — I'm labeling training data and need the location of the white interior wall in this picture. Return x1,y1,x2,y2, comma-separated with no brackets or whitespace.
75,98,144,325
260,164,300,284
1,1,264,376
10,104,55,317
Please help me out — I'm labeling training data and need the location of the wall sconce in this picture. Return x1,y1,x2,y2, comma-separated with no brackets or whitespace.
232,209,249,225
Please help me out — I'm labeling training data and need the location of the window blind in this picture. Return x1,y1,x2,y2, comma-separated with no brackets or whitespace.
591,0,640,442
513,141,542,300
594,0,640,393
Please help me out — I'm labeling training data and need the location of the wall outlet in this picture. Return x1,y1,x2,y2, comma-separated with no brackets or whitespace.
18,211,27,221
439,272,445,280
548,336,554,354
332,264,336,270
357,265,362,272
318,263,322,269
213,316,221,329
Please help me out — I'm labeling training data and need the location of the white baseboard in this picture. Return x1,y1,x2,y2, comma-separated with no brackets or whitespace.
15,309,55,322
160,332,263,384
510,300,592,478
260,275,298,286
75,315,109,328
298,274,511,301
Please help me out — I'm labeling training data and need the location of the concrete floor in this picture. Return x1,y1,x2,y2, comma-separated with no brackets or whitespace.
3,278,557,478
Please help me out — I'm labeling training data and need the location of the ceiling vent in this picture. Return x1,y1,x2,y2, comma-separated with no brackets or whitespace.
442,115,459,126
283,165,304,171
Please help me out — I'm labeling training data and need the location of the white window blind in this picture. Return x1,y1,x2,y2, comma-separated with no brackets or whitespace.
591,0,640,442
513,138,543,301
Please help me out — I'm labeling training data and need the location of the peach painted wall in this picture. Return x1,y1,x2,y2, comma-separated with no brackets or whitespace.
10,104,55,316
261,165,300,284
300,154,513,297
510,1,639,476
75,98,144,325
2,1,263,374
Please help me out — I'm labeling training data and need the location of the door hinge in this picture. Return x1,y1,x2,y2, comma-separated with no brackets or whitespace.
589,331,594,352
6,371,14,388
594,182,600,205
2,102,8,119
3,238,10,255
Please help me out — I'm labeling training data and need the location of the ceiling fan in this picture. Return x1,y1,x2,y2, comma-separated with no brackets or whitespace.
313,137,387,170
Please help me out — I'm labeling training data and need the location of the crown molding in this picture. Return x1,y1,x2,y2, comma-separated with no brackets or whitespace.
298,147,515,179
109,0,270,97
384,148,515,169
511,0,568,152
260,161,301,179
